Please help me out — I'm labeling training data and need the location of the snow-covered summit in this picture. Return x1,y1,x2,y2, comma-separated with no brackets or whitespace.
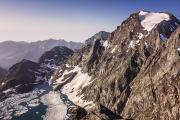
139,10,170,31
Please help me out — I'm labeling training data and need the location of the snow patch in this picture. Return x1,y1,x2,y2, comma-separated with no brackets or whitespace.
65,64,70,68
137,33,144,39
103,40,108,47
1,82,5,86
111,45,117,53
55,66,80,84
177,47,180,51
136,40,140,45
145,42,148,47
14,106,28,116
60,66,94,109
28,99,40,107
128,40,141,49
129,41,135,49
2,88,13,93
139,11,170,32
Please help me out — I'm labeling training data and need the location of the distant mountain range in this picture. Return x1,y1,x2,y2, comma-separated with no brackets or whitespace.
0,39,83,69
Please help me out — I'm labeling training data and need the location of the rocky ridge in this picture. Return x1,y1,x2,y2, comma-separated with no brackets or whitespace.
52,10,180,119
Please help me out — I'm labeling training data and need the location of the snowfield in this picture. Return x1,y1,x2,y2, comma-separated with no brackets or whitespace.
139,11,170,32
54,65,95,109
41,91,67,120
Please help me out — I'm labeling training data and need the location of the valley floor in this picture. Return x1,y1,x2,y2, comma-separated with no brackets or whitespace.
0,83,67,120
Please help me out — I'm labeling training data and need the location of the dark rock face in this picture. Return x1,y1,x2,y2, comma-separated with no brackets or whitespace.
70,106,88,120
63,11,180,119
91,103,123,120
0,59,41,93
0,67,6,81
39,46,74,66
157,13,180,39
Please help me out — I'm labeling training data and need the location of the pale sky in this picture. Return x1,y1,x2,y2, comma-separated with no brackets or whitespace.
0,0,179,42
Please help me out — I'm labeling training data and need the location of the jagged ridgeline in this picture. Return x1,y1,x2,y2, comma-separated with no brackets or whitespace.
53,11,180,119
0,11,180,120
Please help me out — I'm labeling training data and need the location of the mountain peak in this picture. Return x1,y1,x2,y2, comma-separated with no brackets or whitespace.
39,46,74,66
85,31,110,45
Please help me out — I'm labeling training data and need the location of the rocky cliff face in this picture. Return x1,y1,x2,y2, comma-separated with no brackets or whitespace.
52,11,180,119
122,28,180,120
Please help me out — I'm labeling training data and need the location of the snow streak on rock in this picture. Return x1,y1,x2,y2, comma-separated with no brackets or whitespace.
54,65,94,109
